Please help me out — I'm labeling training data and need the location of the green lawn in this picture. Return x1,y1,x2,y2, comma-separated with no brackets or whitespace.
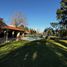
0,40,28,59
0,39,67,67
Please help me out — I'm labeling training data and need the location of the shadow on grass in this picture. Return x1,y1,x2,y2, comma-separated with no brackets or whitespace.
0,42,11,48
54,40,67,47
50,39,67,58
46,41,67,66
0,40,66,67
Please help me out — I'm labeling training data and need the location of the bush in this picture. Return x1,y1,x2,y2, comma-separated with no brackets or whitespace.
59,30,67,37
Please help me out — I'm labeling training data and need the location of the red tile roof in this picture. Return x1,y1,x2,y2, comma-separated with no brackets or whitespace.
2,26,24,31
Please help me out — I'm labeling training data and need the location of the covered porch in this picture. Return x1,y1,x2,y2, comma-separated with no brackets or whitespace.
0,26,25,43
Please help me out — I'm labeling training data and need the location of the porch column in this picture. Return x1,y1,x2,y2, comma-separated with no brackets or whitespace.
16,32,21,41
22,33,24,37
12,31,15,38
4,30,8,42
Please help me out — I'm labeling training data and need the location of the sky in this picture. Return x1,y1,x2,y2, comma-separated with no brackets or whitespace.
0,0,60,32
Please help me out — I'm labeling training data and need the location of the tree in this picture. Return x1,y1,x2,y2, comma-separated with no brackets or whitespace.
0,18,6,28
24,26,29,31
56,0,67,37
11,12,27,27
56,0,67,29
43,27,54,36
30,29,36,34
50,22,59,30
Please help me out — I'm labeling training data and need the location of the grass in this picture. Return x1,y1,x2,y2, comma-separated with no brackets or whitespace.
46,39,67,66
0,40,28,59
60,40,67,43
0,39,67,67
47,39,67,50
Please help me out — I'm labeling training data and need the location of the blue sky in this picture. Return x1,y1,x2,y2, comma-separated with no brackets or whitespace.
0,0,60,32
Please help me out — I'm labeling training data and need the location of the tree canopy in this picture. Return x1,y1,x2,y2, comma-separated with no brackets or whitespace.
11,12,27,27
56,0,67,25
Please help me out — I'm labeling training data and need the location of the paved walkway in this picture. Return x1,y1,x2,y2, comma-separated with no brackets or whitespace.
21,37,42,41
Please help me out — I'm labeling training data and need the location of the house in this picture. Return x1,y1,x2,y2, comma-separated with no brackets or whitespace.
2,25,24,38
0,18,26,42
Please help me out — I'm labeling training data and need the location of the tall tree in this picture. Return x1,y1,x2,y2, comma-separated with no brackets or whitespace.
11,12,27,27
56,0,67,29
